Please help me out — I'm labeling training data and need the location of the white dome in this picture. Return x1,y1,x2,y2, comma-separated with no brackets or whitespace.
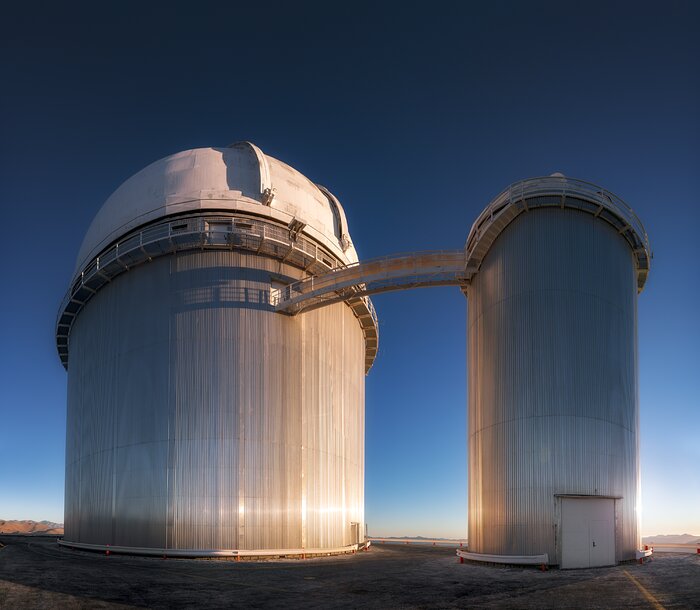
75,142,357,274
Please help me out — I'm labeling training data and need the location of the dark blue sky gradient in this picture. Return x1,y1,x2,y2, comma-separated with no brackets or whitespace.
1,1,698,536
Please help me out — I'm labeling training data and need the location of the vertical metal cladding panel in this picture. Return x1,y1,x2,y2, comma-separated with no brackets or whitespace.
467,208,639,563
65,250,365,551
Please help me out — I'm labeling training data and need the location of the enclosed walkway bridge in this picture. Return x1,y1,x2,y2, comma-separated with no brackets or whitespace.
270,250,468,315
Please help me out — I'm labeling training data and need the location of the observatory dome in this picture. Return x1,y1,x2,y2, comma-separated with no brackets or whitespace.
59,141,374,556
75,142,357,275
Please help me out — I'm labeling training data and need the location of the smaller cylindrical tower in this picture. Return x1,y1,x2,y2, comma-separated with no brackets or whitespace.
464,176,650,568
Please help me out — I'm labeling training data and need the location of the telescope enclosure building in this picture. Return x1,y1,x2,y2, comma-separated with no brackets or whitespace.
464,176,650,568
56,143,377,556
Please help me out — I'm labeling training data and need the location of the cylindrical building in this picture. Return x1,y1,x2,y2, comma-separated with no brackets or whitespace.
56,142,377,555
464,176,650,568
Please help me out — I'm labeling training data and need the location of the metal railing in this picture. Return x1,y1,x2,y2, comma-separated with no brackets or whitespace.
465,176,652,291
359,295,379,332
643,543,700,554
370,537,467,547
55,213,371,368
467,176,650,255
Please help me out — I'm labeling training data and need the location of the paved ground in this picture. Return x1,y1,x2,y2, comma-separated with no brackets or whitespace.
0,536,698,609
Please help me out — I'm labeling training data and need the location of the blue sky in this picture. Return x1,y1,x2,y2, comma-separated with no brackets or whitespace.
1,1,698,537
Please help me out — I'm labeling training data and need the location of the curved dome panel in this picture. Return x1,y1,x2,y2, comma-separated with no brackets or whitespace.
75,142,356,274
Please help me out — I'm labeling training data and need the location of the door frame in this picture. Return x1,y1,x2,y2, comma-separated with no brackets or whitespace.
554,494,621,568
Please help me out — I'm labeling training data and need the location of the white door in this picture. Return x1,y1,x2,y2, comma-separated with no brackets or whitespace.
561,498,615,569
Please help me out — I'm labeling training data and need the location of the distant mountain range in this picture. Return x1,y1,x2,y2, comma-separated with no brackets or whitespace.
642,534,700,545
1,524,696,544
0,520,64,535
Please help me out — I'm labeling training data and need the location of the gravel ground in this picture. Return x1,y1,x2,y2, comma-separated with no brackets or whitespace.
0,535,697,609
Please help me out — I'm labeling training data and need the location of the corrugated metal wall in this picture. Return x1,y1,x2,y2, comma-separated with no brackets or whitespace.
466,208,640,563
65,250,365,551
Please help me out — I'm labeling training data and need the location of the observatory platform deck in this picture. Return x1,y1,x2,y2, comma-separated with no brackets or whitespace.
1,535,698,609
